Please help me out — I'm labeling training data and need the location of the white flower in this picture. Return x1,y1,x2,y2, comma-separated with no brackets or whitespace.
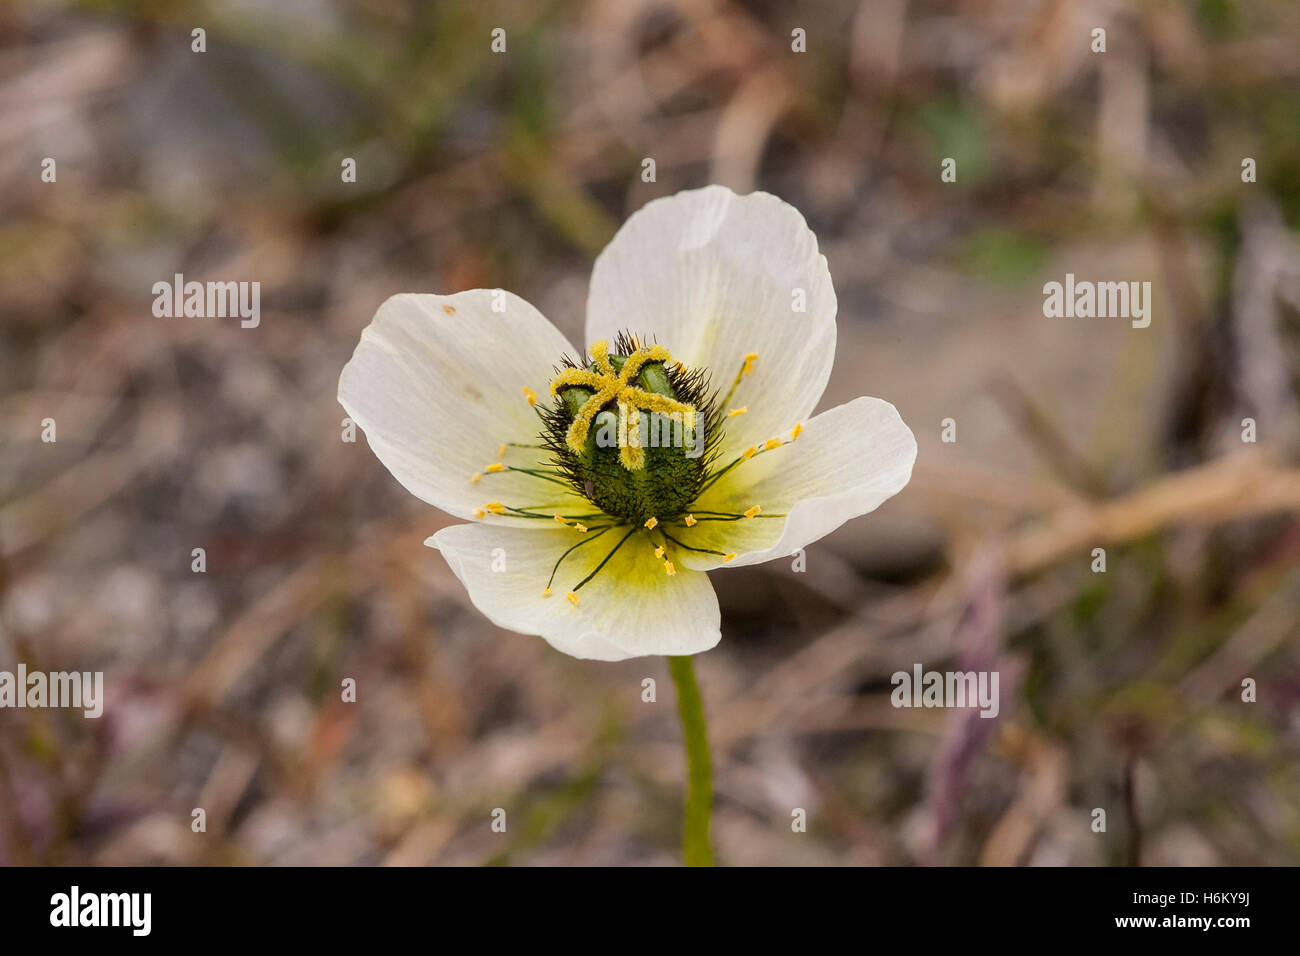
338,186,917,661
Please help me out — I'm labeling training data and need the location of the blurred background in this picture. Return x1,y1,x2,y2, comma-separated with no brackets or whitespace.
2,0,1299,866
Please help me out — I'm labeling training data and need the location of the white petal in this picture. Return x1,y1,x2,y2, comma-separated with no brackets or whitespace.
430,522,720,661
338,291,586,523
586,186,837,458
674,397,916,570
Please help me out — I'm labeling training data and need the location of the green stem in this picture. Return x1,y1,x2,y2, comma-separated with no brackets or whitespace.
668,655,713,866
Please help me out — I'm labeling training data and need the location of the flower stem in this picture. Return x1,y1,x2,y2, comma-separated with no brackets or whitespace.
668,655,713,866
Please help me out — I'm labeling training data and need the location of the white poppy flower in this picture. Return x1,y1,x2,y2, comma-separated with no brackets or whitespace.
338,185,917,662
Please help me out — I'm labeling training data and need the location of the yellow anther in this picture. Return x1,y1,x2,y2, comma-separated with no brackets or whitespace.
522,386,537,406
654,546,665,559
743,446,758,460
792,422,803,440
664,560,676,576
764,437,781,451
485,463,505,473
497,444,506,458
644,516,658,530
484,502,506,514
542,588,551,598
574,523,588,533
684,514,697,527
567,591,580,606
471,472,482,484
727,406,748,418
744,505,761,519
473,508,486,518
553,514,570,524
742,352,758,376
723,552,737,563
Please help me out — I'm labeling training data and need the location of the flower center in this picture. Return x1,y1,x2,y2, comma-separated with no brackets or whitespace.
465,337,798,605
540,333,720,523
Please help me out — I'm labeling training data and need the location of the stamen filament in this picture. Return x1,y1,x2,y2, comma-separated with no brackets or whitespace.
659,529,728,556
545,525,612,593
481,503,608,521
675,512,784,522
571,525,639,593
502,466,574,489
502,507,608,520
696,435,792,498
720,352,759,408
